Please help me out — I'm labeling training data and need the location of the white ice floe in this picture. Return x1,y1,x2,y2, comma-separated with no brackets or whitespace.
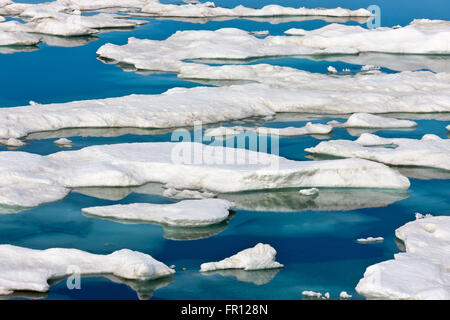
54,138,72,147
415,212,433,220
0,142,410,208
285,19,450,54
302,290,323,298
340,291,352,299
356,216,450,299
306,133,450,171
141,2,372,18
162,188,217,200
357,237,384,243
82,199,234,227
0,244,174,295
327,66,338,74
327,113,417,129
0,27,40,46
0,137,26,147
446,125,450,131
205,122,332,138
2,77,448,140
200,243,283,272
298,188,319,196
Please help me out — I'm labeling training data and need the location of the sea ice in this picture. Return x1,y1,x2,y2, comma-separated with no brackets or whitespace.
298,188,319,196
356,237,384,243
82,199,234,227
0,137,26,147
0,244,174,295
200,243,283,272
306,133,450,171
54,138,72,147
327,113,417,129
0,142,410,208
356,216,450,299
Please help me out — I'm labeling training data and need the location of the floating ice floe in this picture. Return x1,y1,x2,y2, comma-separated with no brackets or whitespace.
82,199,234,227
0,142,410,208
54,138,72,148
339,291,352,299
356,216,450,299
415,212,433,220
306,133,450,171
140,2,372,18
446,124,450,131
302,290,330,299
2,77,449,141
0,26,40,46
205,122,332,138
0,244,174,295
0,137,26,147
327,113,417,129
356,237,384,243
285,19,450,54
298,188,319,196
200,243,283,272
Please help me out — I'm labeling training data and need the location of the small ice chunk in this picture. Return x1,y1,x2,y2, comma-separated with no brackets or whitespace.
0,138,26,147
340,291,352,299
327,113,417,129
162,188,217,200
357,237,384,243
54,138,72,147
302,291,322,298
361,65,381,71
299,188,319,196
415,212,433,220
200,243,283,272
327,66,338,74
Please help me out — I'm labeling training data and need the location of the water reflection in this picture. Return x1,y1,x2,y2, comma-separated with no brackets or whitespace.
201,268,280,285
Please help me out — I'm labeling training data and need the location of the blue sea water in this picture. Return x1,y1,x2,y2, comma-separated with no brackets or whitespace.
0,0,449,300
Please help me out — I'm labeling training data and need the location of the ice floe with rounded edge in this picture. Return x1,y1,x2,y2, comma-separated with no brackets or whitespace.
356,216,450,299
340,291,352,299
0,142,410,208
82,199,234,227
0,137,26,147
0,26,40,46
2,80,448,141
306,133,450,171
141,1,372,18
446,124,450,131
205,122,332,138
302,290,330,299
285,19,450,54
327,113,417,129
298,188,319,196
0,244,174,295
54,137,72,147
357,236,384,243
200,243,283,272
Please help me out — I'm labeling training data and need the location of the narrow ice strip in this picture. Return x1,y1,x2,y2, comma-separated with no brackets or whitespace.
205,122,332,138
357,237,384,243
82,199,234,227
0,244,174,295
141,2,372,18
298,188,319,196
0,142,410,208
328,113,417,129
306,133,450,171
2,80,449,141
200,243,283,272
356,216,450,299
162,188,217,200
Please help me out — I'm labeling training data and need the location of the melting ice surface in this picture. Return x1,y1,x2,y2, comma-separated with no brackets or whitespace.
0,0,449,299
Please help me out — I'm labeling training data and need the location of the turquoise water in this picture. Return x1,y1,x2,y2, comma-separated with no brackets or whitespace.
1,0,449,300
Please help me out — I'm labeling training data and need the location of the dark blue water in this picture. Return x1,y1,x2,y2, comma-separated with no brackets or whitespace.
1,0,449,300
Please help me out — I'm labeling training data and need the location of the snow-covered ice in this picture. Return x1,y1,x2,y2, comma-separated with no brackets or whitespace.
357,236,384,243
82,199,234,227
0,244,174,295
140,2,372,18
2,74,449,141
54,138,72,147
356,216,450,299
0,142,410,208
200,243,283,272
339,291,352,299
162,188,217,200
327,113,417,129
298,188,319,196
285,19,450,54
0,137,26,147
306,133,450,171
